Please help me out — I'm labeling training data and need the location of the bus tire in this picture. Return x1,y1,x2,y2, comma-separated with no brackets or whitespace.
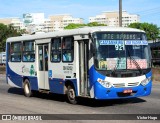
23,79,32,97
67,85,77,104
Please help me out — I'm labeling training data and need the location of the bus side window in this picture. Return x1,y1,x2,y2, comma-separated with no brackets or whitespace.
62,37,74,62
51,38,61,62
10,42,22,62
22,41,35,62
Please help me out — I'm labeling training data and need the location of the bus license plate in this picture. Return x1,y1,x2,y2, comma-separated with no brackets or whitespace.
123,89,132,94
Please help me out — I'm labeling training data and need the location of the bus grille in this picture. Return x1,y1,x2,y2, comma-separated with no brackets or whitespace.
113,82,139,88
113,83,125,88
128,82,139,87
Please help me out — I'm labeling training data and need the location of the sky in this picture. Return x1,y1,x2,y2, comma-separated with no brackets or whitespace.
0,0,160,26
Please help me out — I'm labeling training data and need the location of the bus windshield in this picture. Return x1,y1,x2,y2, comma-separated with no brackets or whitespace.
94,32,151,72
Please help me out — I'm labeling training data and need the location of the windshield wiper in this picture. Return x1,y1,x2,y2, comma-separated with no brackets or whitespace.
110,51,121,76
127,49,143,75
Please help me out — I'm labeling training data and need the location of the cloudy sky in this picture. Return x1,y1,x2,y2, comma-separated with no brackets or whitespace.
0,0,160,26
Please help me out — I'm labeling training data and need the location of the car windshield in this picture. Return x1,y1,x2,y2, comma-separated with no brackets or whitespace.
94,32,151,71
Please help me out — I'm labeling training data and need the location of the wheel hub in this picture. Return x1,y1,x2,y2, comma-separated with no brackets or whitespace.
69,89,75,99
25,84,29,94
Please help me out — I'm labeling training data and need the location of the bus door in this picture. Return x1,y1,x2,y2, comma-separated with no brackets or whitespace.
78,40,89,96
37,44,49,90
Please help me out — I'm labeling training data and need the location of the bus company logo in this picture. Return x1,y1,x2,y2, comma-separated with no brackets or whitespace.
63,66,73,71
30,65,35,76
22,65,29,73
1,115,42,121
2,115,11,120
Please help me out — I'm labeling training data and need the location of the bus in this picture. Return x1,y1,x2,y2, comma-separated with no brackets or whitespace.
6,26,152,104
0,52,6,65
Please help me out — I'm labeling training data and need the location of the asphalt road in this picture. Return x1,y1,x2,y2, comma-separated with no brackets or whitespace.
0,74,160,122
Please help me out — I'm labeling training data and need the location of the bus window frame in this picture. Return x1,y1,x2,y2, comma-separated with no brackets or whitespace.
62,36,74,63
7,43,10,62
22,40,35,62
50,38,61,63
10,41,22,62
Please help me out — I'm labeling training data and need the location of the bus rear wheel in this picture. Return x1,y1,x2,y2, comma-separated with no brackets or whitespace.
23,79,32,97
67,85,77,104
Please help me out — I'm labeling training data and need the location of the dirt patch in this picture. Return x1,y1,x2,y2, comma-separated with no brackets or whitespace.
0,66,6,74
152,68,160,82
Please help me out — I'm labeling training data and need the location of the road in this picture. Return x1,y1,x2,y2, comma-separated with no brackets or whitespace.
0,74,160,122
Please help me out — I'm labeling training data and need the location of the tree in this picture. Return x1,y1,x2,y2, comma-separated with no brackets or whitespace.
64,22,107,29
0,23,21,52
64,23,86,29
128,22,160,41
87,22,106,27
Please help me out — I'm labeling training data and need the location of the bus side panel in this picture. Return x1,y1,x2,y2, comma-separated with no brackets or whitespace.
7,62,23,87
7,62,38,90
49,78,65,94
66,79,78,96
25,76,39,91
49,79,78,95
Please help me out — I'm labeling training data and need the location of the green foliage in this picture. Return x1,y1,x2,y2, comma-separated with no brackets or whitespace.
64,22,107,29
128,22,160,40
64,23,86,29
87,22,106,27
0,23,21,52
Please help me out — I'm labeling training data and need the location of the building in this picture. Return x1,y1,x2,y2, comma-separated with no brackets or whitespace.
22,13,45,34
23,13,45,26
43,19,53,32
89,11,140,27
0,18,25,30
0,13,84,33
49,14,83,31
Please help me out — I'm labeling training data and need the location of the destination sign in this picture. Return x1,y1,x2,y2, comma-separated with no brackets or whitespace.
125,40,148,45
99,40,123,45
99,40,148,45
98,33,145,40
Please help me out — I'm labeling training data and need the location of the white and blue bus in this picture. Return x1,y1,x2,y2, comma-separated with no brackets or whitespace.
6,26,152,104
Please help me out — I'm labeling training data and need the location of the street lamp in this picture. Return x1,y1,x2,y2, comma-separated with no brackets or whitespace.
119,0,122,27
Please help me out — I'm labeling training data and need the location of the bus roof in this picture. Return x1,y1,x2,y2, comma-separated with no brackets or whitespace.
6,26,145,42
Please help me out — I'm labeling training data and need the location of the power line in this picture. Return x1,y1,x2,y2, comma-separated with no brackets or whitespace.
135,7,160,13
134,6,160,16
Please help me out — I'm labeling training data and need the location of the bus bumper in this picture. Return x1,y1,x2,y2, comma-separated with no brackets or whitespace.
93,81,152,100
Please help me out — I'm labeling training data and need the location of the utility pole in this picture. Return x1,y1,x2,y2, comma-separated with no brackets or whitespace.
119,0,122,27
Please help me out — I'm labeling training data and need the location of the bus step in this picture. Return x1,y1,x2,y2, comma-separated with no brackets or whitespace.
80,93,90,98
39,89,50,94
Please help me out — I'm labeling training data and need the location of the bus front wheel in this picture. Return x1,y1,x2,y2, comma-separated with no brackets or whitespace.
67,85,77,104
23,79,32,97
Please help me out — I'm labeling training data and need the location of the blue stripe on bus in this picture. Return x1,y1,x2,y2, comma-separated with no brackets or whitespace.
49,78,78,96
49,78,64,94
145,70,152,78
89,65,106,89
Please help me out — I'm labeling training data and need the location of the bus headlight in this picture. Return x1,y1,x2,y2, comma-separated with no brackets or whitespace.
141,77,151,86
97,78,112,88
